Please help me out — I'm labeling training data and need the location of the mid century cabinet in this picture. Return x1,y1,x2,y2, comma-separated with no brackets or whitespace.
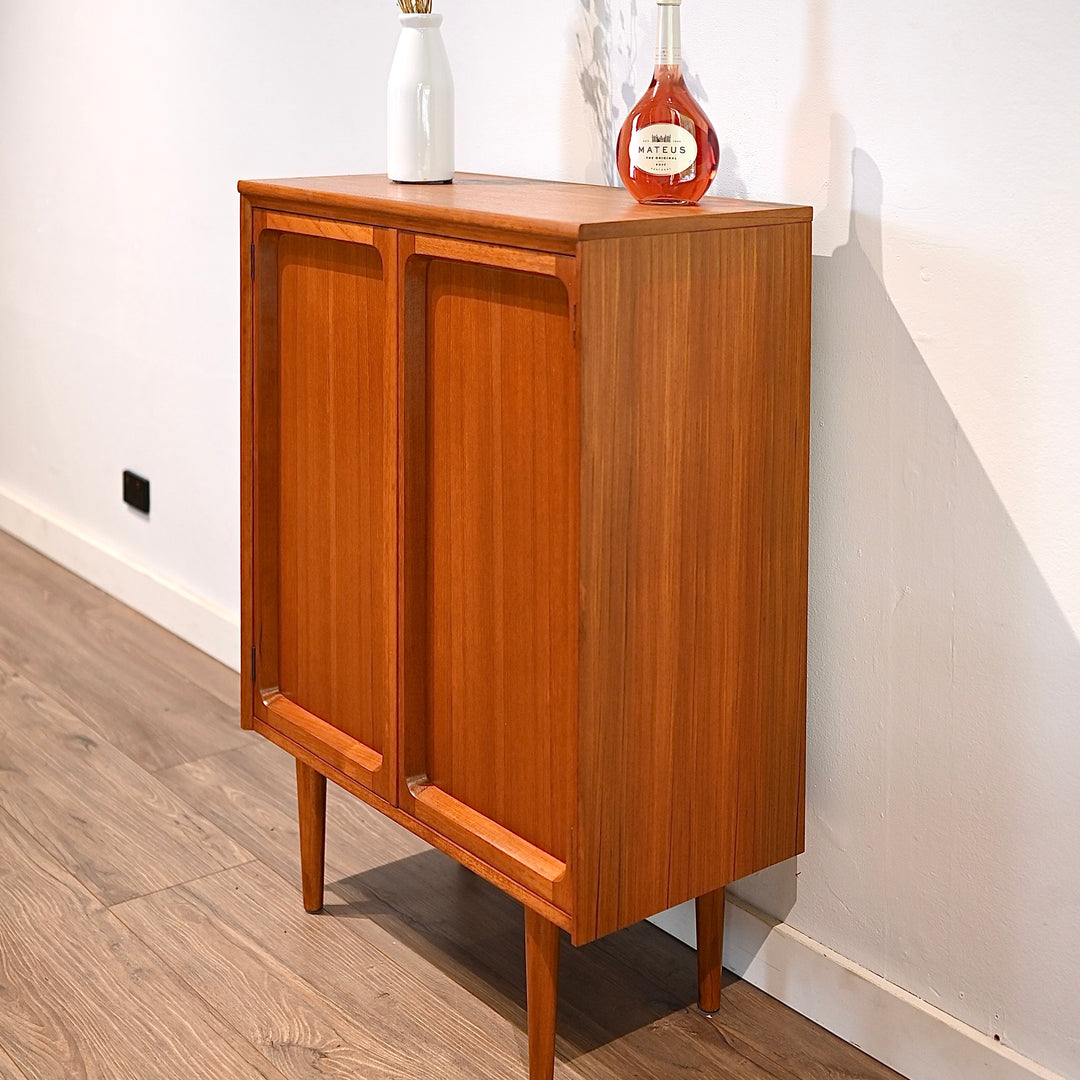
239,174,811,1080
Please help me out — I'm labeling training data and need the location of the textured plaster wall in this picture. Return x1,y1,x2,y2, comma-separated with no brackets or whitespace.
1,2,1078,1075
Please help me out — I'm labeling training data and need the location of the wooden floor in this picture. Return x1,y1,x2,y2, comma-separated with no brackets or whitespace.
0,529,905,1080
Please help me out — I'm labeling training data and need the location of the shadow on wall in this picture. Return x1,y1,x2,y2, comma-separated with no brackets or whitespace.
575,0,639,186
732,124,1080,1065
575,0,1080,1063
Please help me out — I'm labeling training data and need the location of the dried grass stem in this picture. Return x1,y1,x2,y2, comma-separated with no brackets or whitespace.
396,0,433,12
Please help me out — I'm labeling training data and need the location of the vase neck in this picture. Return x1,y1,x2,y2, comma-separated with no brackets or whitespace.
654,0,682,73
399,13,443,29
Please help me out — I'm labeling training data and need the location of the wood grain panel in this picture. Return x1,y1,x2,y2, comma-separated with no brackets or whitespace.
262,210,374,246
264,692,382,777
413,234,560,276
254,716,573,931
695,887,726,1012
296,759,327,912
408,782,567,903
729,223,811,881
239,174,813,253
525,909,561,1080
0,809,285,1080
404,257,578,866
0,660,251,907
276,232,392,751
576,222,811,942
253,226,397,801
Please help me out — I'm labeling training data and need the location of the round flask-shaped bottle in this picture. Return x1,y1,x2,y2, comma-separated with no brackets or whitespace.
616,0,718,205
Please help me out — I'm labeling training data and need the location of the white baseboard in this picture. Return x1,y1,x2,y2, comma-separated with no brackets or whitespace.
0,483,240,671
650,898,1068,1080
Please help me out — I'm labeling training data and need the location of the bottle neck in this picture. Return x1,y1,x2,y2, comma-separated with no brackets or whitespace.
654,2,682,72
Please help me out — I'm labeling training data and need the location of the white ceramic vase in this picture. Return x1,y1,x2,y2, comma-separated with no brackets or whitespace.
386,13,455,183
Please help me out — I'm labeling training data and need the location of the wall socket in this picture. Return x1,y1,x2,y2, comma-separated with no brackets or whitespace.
123,470,150,515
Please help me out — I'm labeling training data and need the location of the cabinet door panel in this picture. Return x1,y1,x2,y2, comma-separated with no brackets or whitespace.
401,248,577,891
252,223,397,802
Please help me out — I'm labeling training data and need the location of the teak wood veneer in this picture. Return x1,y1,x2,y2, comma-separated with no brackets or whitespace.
239,173,811,1080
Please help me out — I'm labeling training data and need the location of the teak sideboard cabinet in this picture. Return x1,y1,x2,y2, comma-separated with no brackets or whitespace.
239,173,811,1080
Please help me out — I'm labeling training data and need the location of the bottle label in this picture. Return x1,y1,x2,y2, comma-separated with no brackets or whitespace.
630,123,697,176
657,37,681,65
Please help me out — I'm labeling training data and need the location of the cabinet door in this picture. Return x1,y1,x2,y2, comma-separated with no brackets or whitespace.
399,235,577,911
250,213,397,804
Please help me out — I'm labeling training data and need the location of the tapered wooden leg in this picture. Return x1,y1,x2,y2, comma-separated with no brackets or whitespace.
695,886,726,1014
524,907,560,1080
296,759,327,913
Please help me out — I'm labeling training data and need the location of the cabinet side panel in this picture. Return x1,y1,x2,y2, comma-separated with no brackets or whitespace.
240,196,255,728
577,223,810,941
275,234,396,757
423,260,578,863
731,222,811,882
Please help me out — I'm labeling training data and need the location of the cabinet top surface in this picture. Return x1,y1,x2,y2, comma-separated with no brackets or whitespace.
239,173,811,245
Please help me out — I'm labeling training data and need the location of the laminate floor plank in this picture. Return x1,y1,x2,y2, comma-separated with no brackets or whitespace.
0,660,253,906
157,737,428,894
0,1044,29,1080
93,602,239,710
0,530,906,1080
717,985,906,1079
161,746,590,1075
330,861,784,1080
159,741,783,1079
0,531,237,708
112,861,576,1080
677,961,905,1080
0,806,290,1080
584,912,905,1080
0,530,246,771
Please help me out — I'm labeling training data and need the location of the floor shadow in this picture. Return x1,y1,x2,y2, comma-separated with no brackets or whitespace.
325,848,709,1057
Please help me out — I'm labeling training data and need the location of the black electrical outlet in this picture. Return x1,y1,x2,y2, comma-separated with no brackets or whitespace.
123,470,150,514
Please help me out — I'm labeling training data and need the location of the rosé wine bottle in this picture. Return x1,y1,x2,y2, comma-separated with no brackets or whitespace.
616,0,719,205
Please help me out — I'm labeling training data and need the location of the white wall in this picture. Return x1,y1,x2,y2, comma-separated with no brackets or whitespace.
0,0,403,662
2,2,1078,1077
